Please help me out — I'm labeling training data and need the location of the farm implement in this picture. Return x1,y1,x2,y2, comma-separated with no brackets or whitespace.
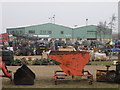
0,57,12,80
0,57,36,85
96,49,120,83
49,51,93,85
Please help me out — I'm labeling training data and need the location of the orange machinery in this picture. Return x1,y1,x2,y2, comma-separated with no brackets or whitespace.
49,51,93,85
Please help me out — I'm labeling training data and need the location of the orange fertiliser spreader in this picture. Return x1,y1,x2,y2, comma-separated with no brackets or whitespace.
49,51,93,85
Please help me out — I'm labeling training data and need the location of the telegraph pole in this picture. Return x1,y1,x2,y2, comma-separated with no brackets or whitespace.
49,14,55,24
118,2,120,63
49,17,52,23
86,19,88,26
53,14,55,24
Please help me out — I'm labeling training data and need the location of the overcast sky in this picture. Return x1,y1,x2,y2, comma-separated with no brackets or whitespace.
1,2,118,33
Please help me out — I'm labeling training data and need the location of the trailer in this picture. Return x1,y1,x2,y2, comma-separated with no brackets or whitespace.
49,51,93,85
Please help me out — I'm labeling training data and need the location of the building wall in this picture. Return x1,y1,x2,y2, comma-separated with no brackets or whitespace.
7,27,25,36
73,25,112,39
6,23,112,40
24,23,72,39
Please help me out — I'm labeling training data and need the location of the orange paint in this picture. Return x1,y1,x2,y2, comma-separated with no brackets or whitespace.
49,51,90,76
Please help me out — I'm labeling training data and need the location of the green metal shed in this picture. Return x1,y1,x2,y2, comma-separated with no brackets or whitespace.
6,23,112,40
73,25,112,40
24,23,72,39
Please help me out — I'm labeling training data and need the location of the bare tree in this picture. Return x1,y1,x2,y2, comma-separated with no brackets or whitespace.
97,14,117,41
108,14,117,33
97,21,107,41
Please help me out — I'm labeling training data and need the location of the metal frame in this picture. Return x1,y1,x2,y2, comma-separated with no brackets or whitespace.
54,70,93,85
0,60,12,81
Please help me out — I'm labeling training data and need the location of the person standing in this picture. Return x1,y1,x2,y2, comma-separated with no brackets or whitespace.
48,39,55,51
109,40,114,49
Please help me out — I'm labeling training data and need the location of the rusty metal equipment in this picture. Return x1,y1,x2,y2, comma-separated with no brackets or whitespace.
0,56,36,85
49,51,93,85
0,57,12,80
14,64,36,85
96,63,120,83
96,50,120,83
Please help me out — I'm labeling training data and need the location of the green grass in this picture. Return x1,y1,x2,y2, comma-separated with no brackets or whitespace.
89,61,114,66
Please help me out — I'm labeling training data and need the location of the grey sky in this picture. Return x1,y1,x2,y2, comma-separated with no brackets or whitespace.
2,2,118,33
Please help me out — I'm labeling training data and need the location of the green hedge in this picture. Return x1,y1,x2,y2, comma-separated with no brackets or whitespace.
11,58,28,66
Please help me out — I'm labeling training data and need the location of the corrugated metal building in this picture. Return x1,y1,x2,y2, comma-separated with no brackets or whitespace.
7,23,72,39
73,25,112,40
6,23,112,41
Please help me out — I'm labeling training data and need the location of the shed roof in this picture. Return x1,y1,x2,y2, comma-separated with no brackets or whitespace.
7,23,72,30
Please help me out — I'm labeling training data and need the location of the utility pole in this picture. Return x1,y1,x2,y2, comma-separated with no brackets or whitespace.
118,2,120,63
49,17,52,23
86,19,88,26
53,14,55,24
49,14,55,24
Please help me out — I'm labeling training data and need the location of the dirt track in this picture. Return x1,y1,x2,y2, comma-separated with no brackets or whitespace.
6,65,116,79
2,65,119,88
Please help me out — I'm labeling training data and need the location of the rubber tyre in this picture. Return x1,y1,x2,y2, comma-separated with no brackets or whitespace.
15,49,21,56
107,72,116,83
27,51,32,56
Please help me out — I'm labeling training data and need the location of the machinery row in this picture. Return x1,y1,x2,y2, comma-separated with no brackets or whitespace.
0,50,120,85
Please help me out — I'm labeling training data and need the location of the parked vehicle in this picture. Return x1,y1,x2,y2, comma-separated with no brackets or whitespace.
14,45,34,56
0,33,8,49
0,33,14,65
1,49,14,66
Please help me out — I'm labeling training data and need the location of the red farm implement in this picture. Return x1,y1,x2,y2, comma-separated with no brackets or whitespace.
0,57,12,80
49,51,93,85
